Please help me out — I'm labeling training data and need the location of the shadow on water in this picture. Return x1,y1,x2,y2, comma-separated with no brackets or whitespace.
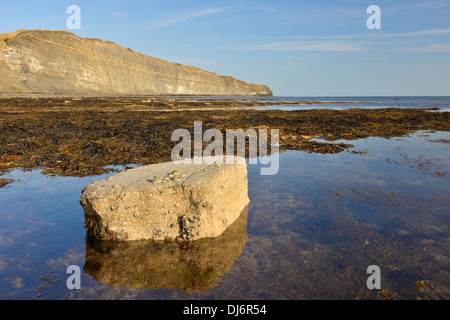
83,206,249,293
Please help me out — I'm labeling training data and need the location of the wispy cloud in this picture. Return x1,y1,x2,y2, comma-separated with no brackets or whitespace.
386,28,450,37
286,28,450,40
112,11,129,21
418,0,449,8
240,41,365,52
408,43,450,52
230,5,277,14
145,5,277,29
228,27,450,53
147,7,230,29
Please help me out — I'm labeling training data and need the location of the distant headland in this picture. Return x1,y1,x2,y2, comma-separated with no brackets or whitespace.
0,29,272,97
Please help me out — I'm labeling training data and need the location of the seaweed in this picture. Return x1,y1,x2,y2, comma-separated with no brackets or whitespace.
0,97,448,178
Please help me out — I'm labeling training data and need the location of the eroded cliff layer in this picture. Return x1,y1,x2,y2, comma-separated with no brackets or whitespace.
0,30,272,96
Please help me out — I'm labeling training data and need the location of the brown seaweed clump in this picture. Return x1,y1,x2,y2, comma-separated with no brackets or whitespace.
0,177,14,188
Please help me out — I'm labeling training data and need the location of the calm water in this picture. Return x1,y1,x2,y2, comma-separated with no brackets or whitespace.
0,127,448,300
201,96,450,112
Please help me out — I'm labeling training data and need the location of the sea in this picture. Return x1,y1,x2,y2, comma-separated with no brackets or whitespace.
210,96,450,112
0,96,448,301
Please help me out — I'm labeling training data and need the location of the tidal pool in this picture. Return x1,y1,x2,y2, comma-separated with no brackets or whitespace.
0,130,448,300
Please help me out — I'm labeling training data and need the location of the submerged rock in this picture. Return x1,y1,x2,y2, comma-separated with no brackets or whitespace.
80,157,249,241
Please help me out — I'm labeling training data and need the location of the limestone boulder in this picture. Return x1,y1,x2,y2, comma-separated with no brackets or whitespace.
80,157,249,241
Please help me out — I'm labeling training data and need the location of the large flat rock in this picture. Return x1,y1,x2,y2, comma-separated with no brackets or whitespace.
80,157,249,241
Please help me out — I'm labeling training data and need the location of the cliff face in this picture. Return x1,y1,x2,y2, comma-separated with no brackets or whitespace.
0,30,272,96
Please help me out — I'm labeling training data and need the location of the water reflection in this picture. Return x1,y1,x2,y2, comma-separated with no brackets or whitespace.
84,206,248,292
0,131,448,299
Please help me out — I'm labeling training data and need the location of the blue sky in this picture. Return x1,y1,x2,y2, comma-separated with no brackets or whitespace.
1,0,450,96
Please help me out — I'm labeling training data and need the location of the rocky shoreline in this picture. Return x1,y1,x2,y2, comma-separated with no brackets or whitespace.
0,98,448,185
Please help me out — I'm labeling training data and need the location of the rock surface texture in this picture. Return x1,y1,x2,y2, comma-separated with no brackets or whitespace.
0,29,272,96
80,157,249,241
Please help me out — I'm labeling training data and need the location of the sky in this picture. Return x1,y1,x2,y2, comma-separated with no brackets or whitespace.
1,0,450,96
